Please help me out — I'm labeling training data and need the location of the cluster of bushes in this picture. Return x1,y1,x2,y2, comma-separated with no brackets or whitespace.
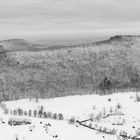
0,103,10,115
78,120,117,135
44,112,64,120
135,92,140,102
2,105,64,121
90,123,138,139
80,120,138,139
0,103,7,111
92,105,123,122
8,117,31,126
98,79,139,96
97,125,117,135
68,116,76,124
119,130,136,139
78,117,138,139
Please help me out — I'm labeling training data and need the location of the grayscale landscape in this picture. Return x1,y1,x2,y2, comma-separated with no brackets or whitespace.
1,0,140,140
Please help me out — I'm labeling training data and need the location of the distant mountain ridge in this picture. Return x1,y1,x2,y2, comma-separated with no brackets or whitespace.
0,35,140,52
1,35,140,52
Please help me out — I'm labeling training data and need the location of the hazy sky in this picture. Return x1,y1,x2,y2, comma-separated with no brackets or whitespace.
0,0,140,42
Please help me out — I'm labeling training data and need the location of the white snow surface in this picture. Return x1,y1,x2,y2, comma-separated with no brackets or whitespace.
0,92,140,140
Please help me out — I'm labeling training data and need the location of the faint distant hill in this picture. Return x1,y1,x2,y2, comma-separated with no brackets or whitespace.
0,39,38,52
0,35,140,101
33,35,140,50
1,35,140,52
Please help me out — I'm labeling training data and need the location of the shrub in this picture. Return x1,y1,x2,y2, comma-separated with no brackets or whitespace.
58,113,64,120
68,116,76,124
95,112,102,121
40,106,44,113
89,113,94,121
46,112,52,118
116,103,122,109
108,98,111,102
111,128,117,135
28,110,32,117
24,111,27,116
20,109,23,116
15,134,18,140
43,112,47,118
0,103,6,110
38,106,44,118
136,92,140,102
3,108,9,115
34,110,37,117
17,108,23,116
94,124,99,129
99,126,102,131
52,113,58,120
38,110,43,118
110,106,113,114
13,110,17,116
119,130,127,137
103,127,107,132
35,97,38,103
8,118,31,126
88,123,92,128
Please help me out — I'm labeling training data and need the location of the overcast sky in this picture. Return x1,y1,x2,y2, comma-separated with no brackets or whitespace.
0,0,140,42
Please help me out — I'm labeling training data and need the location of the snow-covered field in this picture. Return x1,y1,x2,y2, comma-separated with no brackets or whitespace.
1,92,140,140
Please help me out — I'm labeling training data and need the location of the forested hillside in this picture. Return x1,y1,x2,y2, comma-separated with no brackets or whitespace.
0,35,140,101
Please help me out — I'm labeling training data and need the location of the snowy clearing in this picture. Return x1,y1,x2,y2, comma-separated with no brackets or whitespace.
1,92,140,140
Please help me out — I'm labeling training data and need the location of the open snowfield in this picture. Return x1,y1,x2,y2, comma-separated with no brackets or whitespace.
1,92,140,140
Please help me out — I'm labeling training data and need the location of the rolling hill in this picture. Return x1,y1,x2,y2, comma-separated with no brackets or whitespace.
0,35,140,101
0,39,37,52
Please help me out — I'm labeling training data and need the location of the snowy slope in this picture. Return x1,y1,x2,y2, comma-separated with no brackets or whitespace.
1,92,140,140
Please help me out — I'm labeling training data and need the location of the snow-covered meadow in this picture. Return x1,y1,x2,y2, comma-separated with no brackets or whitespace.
1,92,140,140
